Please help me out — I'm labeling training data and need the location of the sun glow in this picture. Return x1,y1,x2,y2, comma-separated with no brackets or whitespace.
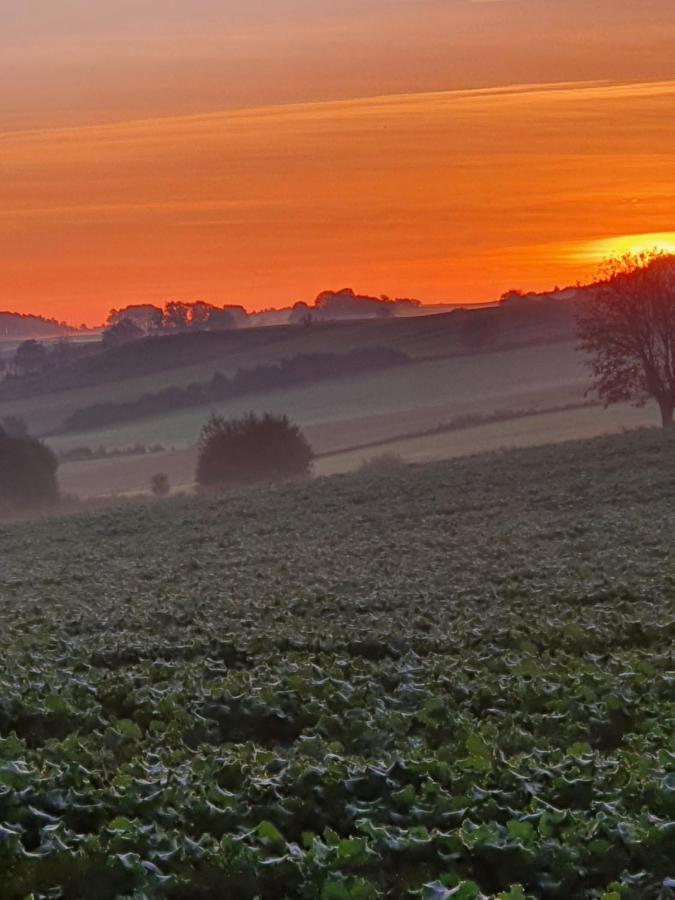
580,233,675,263
3,78,675,323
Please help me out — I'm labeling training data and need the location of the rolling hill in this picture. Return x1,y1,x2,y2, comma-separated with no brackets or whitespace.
2,292,651,499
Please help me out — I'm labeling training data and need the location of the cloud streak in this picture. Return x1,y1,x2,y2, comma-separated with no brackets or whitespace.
2,79,674,320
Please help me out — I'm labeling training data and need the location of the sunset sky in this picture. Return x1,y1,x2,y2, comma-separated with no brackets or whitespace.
2,0,675,324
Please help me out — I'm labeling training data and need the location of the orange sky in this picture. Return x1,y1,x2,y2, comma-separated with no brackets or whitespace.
1,1,675,324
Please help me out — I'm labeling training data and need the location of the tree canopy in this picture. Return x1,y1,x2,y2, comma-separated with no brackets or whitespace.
0,428,59,512
14,339,49,375
577,253,675,427
196,413,313,488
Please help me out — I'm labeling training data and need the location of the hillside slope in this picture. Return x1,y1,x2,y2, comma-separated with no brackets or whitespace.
0,295,576,404
50,339,596,496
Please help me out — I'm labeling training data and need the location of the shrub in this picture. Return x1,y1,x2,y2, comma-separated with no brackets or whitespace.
0,428,59,512
0,415,28,438
358,452,404,475
150,473,171,498
102,318,145,348
196,413,313,488
14,339,49,375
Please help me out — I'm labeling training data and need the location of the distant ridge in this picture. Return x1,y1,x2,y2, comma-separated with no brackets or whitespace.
0,311,76,340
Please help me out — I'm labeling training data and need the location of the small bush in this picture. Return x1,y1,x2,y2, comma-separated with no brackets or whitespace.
150,473,170,498
196,413,313,488
1,415,28,438
358,452,405,475
0,428,59,512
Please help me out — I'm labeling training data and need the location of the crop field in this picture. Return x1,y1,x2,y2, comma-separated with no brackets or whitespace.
1,428,674,898
46,341,585,450
316,402,657,476
56,399,657,499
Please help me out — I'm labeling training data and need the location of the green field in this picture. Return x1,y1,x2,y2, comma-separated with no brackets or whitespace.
1,428,675,898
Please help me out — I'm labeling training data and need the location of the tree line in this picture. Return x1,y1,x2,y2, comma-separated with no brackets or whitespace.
104,291,423,346
61,347,411,433
103,301,248,345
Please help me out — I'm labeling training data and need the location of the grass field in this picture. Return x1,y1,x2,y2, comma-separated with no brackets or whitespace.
56,400,658,498
0,302,584,500
48,341,593,497
51,340,662,500
1,299,576,437
316,402,658,475
0,299,576,423
1,428,675,897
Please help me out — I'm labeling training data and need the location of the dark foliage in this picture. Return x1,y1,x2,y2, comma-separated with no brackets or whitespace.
150,472,171,498
0,428,59,512
106,304,164,333
4,339,94,387
107,301,238,337
0,311,73,339
196,413,313,487
14,339,49,374
61,347,410,433
577,252,675,427
102,318,145,349
57,443,165,463
290,288,420,323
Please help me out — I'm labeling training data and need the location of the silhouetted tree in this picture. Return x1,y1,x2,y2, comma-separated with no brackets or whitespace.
189,302,213,331
107,305,163,333
102,318,145,348
290,290,421,323
164,301,191,332
188,302,236,331
0,428,59,512
222,305,248,327
14,340,48,374
499,289,527,303
577,252,675,427
196,413,313,488
206,307,237,331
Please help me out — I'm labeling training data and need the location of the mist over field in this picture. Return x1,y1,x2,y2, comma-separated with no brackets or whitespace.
0,288,633,499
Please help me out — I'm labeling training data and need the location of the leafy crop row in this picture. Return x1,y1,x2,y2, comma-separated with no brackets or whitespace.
0,429,674,898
